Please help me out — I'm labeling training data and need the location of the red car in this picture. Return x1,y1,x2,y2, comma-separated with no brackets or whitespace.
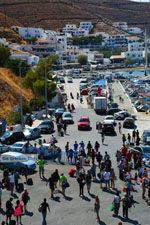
80,89,89,95
78,116,90,130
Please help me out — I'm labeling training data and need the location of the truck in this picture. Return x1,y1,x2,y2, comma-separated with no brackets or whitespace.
94,97,107,114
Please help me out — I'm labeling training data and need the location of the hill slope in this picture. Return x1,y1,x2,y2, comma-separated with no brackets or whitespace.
0,68,34,119
0,0,150,32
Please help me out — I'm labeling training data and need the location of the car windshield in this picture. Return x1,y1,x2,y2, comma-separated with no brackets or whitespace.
41,121,51,125
64,114,71,117
79,118,89,122
106,117,114,120
2,132,12,137
24,129,31,134
12,143,23,147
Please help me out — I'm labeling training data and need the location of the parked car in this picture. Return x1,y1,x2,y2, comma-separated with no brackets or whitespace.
136,105,149,112
0,144,9,153
0,131,25,145
78,117,90,130
106,108,121,115
102,121,115,135
129,146,150,167
79,84,88,91
67,77,73,83
114,111,136,120
38,119,54,134
0,152,36,172
141,129,150,145
80,78,87,84
23,127,40,140
80,89,89,95
109,102,118,108
59,77,65,83
55,108,65,117
123,117,135,128
38,143,58,159
104,115,116,125
9,141,35,154
62,112,73,124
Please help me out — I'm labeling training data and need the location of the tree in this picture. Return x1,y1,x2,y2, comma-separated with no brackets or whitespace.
0,45,10,67
23,70,37,91
5,59,30,76
78,55,88,65
125,57,135,66
29,98,46,110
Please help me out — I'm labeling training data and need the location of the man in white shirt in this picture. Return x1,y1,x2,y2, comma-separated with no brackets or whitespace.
104,170,110,189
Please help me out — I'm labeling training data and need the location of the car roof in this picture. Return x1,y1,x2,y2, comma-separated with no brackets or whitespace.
124,117,134,120
80,116,89,119
12,142,26,145
1,151,25,157
105,115,114,118
63,112,71,115
103,121,114,124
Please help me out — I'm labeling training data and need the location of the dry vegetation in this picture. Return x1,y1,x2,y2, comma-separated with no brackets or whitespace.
0,0,149,32
0,68,34,119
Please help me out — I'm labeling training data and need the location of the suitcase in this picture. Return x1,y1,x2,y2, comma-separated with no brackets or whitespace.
27,178,33,185
18,183,24,192
9,220,16,225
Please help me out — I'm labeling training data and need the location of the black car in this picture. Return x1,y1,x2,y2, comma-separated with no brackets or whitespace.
102,122,115,135
0,131,25,145
106,108,121,115
123,117,135,129
38,119,54,134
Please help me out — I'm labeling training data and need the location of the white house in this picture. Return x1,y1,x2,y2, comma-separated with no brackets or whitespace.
128,27,143,34
63,24,77,35
10,50,39,65
113,22,128,30
11,26,47,40
121,51,144,62
104,34,128,48
79,22,93,31
128,42,145,52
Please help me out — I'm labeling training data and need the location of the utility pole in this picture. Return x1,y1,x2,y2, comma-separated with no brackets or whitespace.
144,28,148,76
19,62,24,128
45,58,48,118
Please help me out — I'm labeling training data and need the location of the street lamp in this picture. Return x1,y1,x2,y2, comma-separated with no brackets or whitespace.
19,61,24,128
45,58,48,118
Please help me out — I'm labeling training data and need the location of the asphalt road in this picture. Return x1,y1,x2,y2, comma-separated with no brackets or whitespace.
0,78,150,225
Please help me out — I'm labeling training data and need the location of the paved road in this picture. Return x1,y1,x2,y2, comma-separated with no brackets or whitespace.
0,78,150,225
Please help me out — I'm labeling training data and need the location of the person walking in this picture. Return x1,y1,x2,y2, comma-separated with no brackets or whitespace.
40,198,50,225
21,189,30,212
101,132,105,144
14,200,23,225
77,173,86,197
118,122,121,134
132,130,136,143
94,196,100,221
127,133,131,144
110,168,116,189
9,172,15,195
95,141,100,152
113,192,121,216
5,198,14,225
47,176,55,199
122,194,131,218
59,174,68,197
85,170,92,194
51,169,60,188
104,170,110,190
96,152,102,168
122,134,126,145
37,156,45,179
14,171,20,191
63,122,67,135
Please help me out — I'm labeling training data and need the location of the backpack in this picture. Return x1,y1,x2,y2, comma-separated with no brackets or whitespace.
27,178,33,186
38,204,43,213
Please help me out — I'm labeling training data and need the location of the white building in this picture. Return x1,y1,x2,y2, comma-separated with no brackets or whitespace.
63,24,77,35
104,34,128,48
121,51,144,62
128,42,145,51
128,27,143,34
113,22,128,30
0,38,9,46
10,50,39,65
11,26,46,40
79,22,93,31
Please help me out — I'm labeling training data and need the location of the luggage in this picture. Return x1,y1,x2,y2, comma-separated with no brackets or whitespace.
9,220,16,225
18,183,24,192
68,169,76,177
27,178,33,185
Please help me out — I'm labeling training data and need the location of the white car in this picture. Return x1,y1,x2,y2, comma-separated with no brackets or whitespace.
114,111,136,120
104,115,116,125
62,112,73,124
9,142,34,154
23,127,41,140
67,77,73,83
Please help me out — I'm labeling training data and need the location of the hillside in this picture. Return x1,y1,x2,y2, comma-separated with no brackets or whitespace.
0,0,150,33
0,68,34,120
